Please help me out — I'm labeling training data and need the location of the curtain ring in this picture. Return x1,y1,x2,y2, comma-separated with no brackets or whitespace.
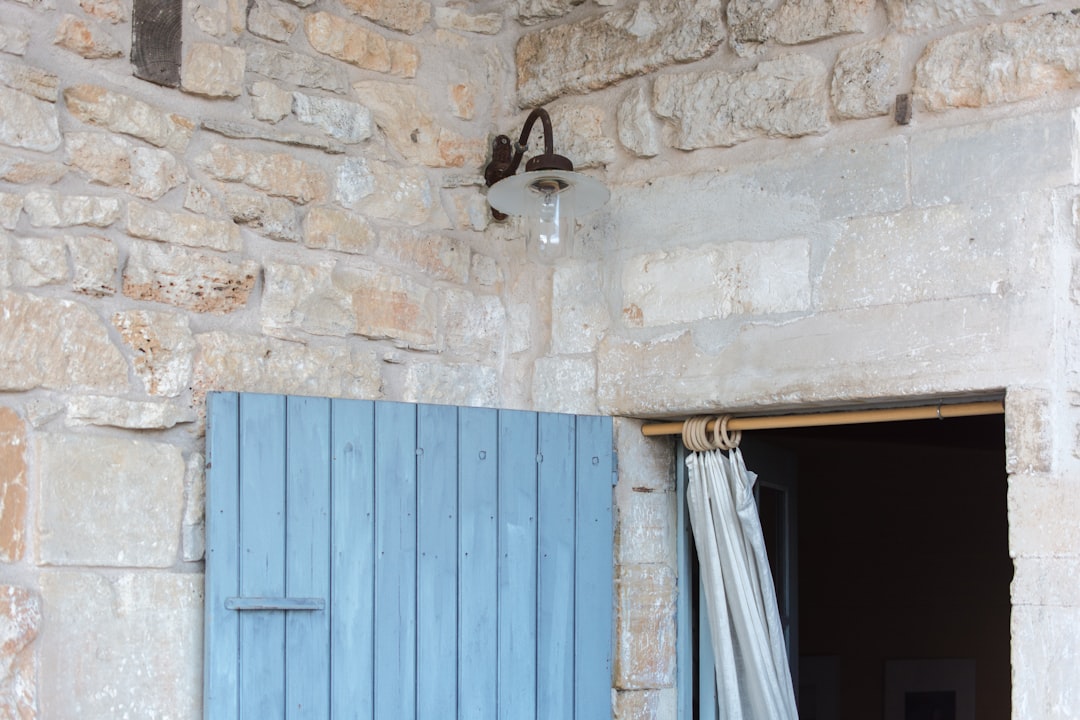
718,415,742,450
682,416,711,452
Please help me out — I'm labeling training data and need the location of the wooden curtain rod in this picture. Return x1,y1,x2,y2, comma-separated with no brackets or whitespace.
639,400,1005,437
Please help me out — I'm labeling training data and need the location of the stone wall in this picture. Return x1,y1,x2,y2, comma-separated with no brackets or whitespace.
1,0,1079,717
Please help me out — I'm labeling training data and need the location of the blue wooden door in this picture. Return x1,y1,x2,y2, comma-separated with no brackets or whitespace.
204,393,613,720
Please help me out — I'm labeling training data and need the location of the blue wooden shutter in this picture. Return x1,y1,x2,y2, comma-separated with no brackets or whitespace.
204,393,614,720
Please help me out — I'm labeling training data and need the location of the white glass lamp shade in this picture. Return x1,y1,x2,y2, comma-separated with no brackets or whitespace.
488,169,609,262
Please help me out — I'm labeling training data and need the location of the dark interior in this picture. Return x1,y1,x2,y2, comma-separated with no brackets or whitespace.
742,413,1011,720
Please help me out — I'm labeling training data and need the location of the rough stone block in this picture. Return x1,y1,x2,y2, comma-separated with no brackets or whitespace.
552,263,610,354
400,362,500,407
81,0,126,23
517,0,583,25
434,6,502,34
532,356,597,414
915,12,1080,111
39,570,202,719
729,0,874,46
1008,473,1080,556
1008,387,1056,475
340,0,431,34
65,132,186,200
245,43,349,93
0,291,127,392
0,57,59,101
247,0,300,41
249,80,293,122
54,14,122,58
0,409,27,562
0,194,17,231
654,54,830,149
335,157,433,225
193,331,382,400
1012,606,1080,719
831,36,902,119
63,84,194,151
623,239,811,327
547,105,616,169
616,488,675,567
0,26,31,55
23,189,120,228
1,234,67,287
0,86,60,152
67,234,117,296
614,417,674,494
378,229,469,283
123,241,258,314
442,288,506,360
181,42,246,98
182,452,205,562
112,309,194,397
617,87,661,158
304,12,419,78
36,433,185,566
615,688,678,720
0,584,40,719
196,142,328,204
303,205,376,254
222,190,300,242
66,396,196,429
1012,556,1080,607
0,156,66,185
614,563,676,689
293,92,372,143
910,109,1076,208
515,0,725,107
887,0,1050,33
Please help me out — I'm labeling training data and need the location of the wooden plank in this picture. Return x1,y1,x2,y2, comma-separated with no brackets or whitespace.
374,402,417,720
285,396,332,719
417,404,459,718
457,407,499,720
574,415,613,720
497,410,539,720
205,392,240,718
330,399,375,720
537,413,576,720
239,393,288,718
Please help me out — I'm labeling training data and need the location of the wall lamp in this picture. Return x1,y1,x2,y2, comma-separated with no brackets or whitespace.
484,108,609,262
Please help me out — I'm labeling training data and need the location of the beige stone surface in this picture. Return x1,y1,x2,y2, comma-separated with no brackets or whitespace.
303,205,377,254
181,42,246,98
66,395,197,429
0,409,27,562
1012,606,1080,718
0,291,127,392
245,43,349,92
617,87,661,158
831,36,903,119
434,7,502,34
915,11,1080,111
113,309,195,397
0,26,30,55
127,201,242,252
442,288,505,360
0,156,67,185
0,584,40,719
532,356,597,414
0,192,18,229
377,229,469,282
249,80,293,122
63,84,194,151
616,488,674,566
551,263,609,355
654,54,830,149
614,563,676,689
193,330,383,399
54,14,123,58
36,433,185,566
23,189,121,228
515,0,726,107
0,86,61,152
1005,388,1052,474
197,142,328,204
39,570,202,719
340,0,432,34
517,0,584,25
182,452,205,562
885,0,1047,32
292,92,373,143
202,117,345,153
335,157,433,225
65,131,187,200
1008,473,1080,555
729,0,874,46
400,361,500,406
0,58,59,101
81,0,126,23
247,0,300,41
67,234,118,296
223,191,300,242
614,688,678,719
304,12,419,78
122,241,258,314
1,234,67,287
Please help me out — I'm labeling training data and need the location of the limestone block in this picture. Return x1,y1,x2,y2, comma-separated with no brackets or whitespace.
616,488,675,566
910,109,1075,208
340,0,432,34
0,26,31,55
112,310,195,397
67,234,117,296
617,87,661,158
445,188,489,231
400,362,500,406
304,12,419,78
377,229,469,283
193,330,383,399
654,54,829,149
1,234,66,287
442,288,506,360
127,202,240,252
202,118,345,153
196,142,328,204
81,0,126,23
613,417,673,494
515,0,726,107
729,0,874,46
0,58,59,101
335,157,433,225
471,253,501,287
36,433,185,566
820,202,1020,312
66,396,196,429
546,105,616,170
39,571,201,718
54,14,123,58
24,189,120,228
0,194,18,231
249,80,293,122
354,80,485,168
831,36,902,119
192,0,247,36
517,0,584,26
0,86,60,152
449,82,476,120
0,156,65,185
532,356,597,414
1012,557,1080,607
181,42,246,98
182,452,205,562
622,239,811,327
248,0,300,41
1012,606,1080,718
915,12,1080,111
260,259,353,338
65,132,186,200
293,92,373,144
123,241,258,314
434,7,502,34
615,688,678,720
1008,473,1079,556
0,409,27,562
303,205,377,255
245,43,350,93
581,137,907,252
552,263,610,354
0,291,127,392
223,191,300,242
614,563,676,689
0,584,40,719
885,0,1046,33
63,84,194,151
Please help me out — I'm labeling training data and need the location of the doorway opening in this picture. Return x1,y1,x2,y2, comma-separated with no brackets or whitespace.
682,412,1011,720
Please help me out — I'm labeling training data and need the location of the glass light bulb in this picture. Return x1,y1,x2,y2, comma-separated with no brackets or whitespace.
527,177,573,262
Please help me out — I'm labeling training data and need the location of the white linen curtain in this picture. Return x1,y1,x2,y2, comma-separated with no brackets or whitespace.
686,446,799,720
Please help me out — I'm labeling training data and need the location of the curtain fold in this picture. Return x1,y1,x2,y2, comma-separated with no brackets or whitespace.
686,447,798,720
